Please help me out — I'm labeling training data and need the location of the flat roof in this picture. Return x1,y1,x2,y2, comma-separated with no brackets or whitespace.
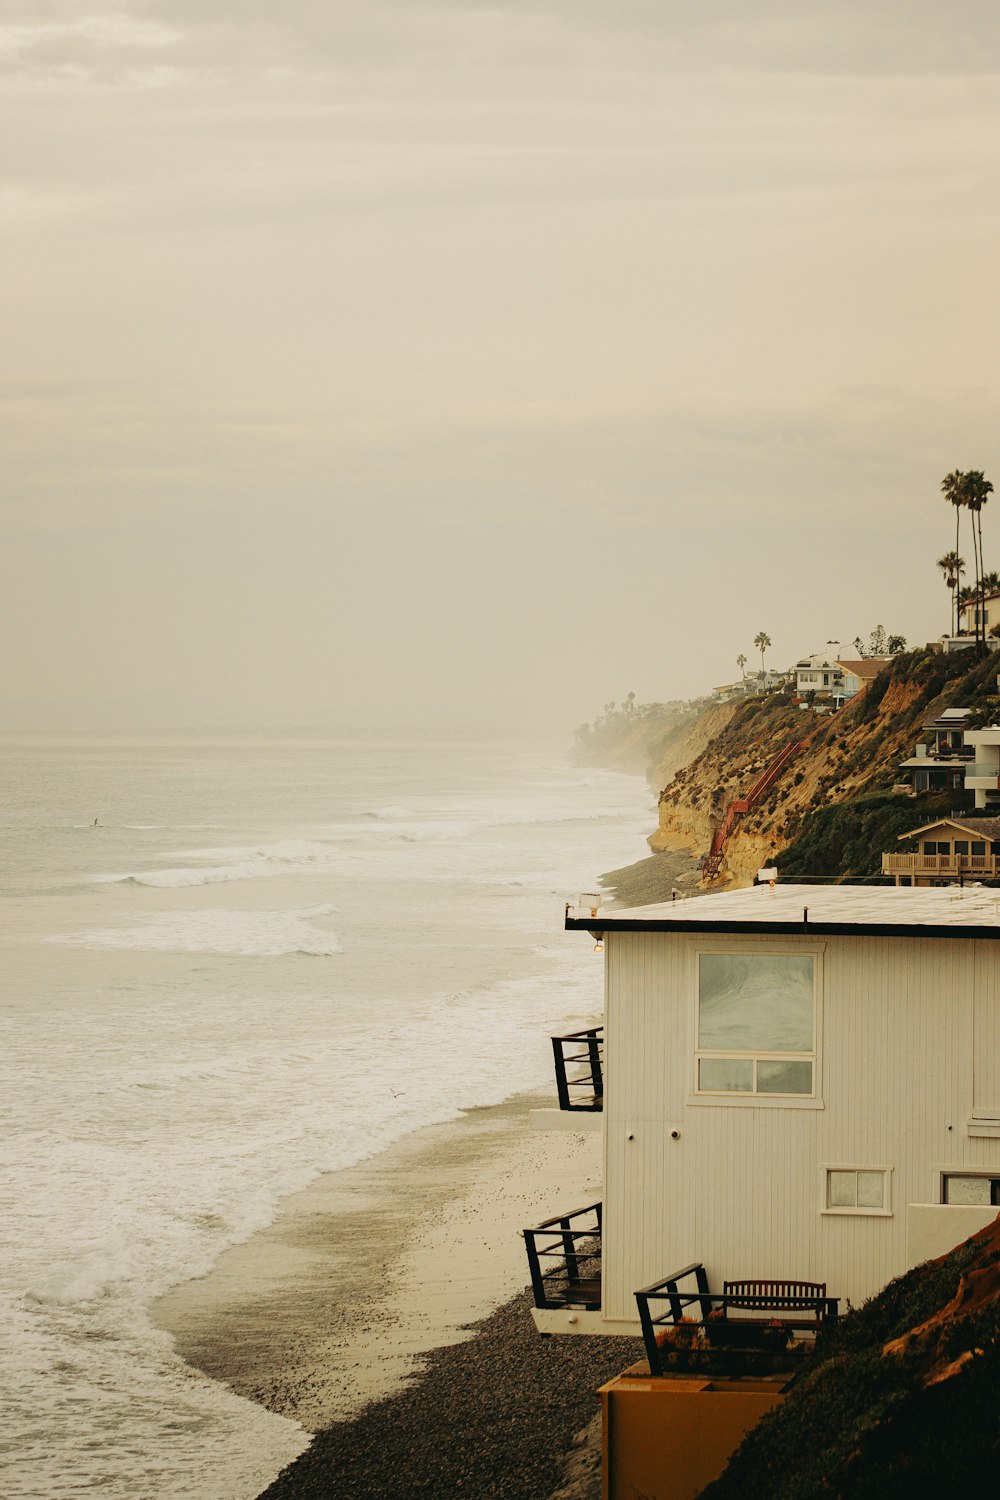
566,883,1000,939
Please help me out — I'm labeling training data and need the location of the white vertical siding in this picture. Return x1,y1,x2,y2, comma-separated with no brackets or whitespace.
603,930,1000,1321
973,940,1000,1117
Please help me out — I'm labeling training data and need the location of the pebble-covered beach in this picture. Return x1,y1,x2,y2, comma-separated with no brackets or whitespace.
258,1288,643,1500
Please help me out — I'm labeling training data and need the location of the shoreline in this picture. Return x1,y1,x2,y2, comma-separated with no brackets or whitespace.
601,848,700,907
257,1285,642,1500
151,842,691,1497
153,1086,629,1496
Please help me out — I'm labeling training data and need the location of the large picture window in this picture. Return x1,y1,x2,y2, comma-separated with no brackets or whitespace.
697,952,816,1098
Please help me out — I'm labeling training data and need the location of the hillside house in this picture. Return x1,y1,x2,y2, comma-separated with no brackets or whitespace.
526,885,1000,1339
959,591,1000,639
713,680,754,703
883,816,1000,884
794,647,844,698
964,724,1000,808
898,706,973,793
833,657,890,699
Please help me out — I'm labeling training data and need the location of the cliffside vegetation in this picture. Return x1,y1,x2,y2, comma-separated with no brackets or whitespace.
703,1216,1000,1498
650,647,1000,886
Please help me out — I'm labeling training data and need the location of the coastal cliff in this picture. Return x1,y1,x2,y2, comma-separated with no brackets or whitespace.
653,651,1000,882
653,648,1000,886
583,649,1000,890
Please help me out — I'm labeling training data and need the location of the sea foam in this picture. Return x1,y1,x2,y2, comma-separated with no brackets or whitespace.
47,905,343,957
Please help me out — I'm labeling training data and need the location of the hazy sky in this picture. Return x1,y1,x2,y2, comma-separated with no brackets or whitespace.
3,1,1000,734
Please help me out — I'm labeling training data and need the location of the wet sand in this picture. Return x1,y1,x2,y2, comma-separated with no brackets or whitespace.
154,1089,637,1498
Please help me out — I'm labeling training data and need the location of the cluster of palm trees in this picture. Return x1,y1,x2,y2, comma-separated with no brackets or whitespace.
736,633,772,681
939,469,995,648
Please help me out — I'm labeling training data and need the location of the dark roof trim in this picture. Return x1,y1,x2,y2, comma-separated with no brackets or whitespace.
565,916,1000,940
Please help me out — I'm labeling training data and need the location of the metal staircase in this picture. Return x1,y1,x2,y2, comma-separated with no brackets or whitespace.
701,738,809,880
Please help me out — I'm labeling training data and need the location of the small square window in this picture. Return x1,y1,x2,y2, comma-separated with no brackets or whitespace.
823,1167,890,1215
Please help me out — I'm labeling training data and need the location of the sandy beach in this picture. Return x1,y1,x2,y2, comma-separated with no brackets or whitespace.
154,1088,641,1497
151,850,692,1498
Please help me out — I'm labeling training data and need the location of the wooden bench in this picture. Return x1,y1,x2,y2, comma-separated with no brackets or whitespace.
721,1279,836,1334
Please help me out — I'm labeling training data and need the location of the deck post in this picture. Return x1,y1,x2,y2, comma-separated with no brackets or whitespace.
587,1029,604,1103
551,1036,571,1111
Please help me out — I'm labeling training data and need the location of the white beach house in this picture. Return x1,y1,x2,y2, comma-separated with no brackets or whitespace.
793,647,844,698
526,884,1000,1336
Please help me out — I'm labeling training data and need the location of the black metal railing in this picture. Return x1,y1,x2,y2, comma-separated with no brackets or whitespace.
524,1202,602,1310
635,1264,839,1376
552,1027,603,1111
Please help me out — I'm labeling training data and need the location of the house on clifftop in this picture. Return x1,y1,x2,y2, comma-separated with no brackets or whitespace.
882,815,1000,885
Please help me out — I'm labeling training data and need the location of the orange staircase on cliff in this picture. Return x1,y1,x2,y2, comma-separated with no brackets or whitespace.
701,737,810,881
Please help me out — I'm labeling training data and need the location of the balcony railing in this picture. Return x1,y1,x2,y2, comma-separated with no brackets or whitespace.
883,853,1000,876
524,1202,602,1310
551,1027,603,1112
635,1263,839,1376
966,764,1000,782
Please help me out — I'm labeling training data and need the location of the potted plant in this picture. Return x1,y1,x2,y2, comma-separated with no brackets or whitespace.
655,1317,707,1371
704,1308,761,1350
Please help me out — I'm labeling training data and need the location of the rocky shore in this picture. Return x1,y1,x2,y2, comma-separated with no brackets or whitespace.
154,1091,633,1500
258,1287,641,1500
600,849,700,908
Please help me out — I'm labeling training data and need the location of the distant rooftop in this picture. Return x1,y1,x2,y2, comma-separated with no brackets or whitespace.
896,816,1000,841
566,883,1000,938
833,658,887,680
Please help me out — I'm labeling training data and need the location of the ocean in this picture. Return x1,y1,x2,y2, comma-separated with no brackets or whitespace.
0,735,653,1500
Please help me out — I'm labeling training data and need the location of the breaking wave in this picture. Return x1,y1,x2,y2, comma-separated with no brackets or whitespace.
47,905,343,957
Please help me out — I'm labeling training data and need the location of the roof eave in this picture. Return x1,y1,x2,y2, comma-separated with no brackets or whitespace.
565,915,1000,940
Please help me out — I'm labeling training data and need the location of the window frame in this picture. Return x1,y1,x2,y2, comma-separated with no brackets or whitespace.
820,1164,892,1218
938,1169,1000,1206
689,944,824,1111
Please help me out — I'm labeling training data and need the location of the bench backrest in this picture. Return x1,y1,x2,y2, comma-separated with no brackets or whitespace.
723,1279,826,1312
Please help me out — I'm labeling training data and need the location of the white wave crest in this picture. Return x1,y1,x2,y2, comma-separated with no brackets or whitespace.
97,839,343,888
46,906,343,957
29,1238,133,1306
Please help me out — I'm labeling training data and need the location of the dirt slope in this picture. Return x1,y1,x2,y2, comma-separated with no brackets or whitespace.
702,1214,1000,1499
650,649,1000,887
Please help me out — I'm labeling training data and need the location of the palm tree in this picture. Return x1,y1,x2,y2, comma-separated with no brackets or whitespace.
965,471,994,650
943,469,994,648
736,654,747,679
942,470,969,634
753,631,771,679
937,551,965,635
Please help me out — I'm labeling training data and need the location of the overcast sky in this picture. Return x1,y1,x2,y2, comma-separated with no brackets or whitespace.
3,1,999,735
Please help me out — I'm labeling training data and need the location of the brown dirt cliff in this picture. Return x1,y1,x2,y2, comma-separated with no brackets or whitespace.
649,649,1000,887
